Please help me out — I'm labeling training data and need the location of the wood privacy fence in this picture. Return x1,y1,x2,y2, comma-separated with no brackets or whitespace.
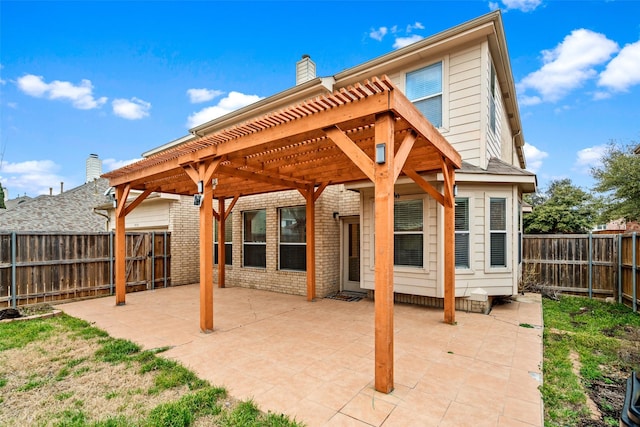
0,231,171,308
523,233,639,311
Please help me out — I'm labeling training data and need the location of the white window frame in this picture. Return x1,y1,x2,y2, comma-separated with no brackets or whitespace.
404,57,449,131
242,209,266,269
278,206,306,272
369,195,429,272
485,194,510,272
455,197,471,270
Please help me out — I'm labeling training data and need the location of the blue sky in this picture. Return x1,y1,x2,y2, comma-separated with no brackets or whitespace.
1,0,639,198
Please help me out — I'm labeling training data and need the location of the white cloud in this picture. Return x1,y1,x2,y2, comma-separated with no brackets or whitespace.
488,1,500,11
573,144,607,173
187,88,224,104
393,35,423,49
16,74,107,109
112,97,151,120
369,27,388,42
517,29,619,103
0,159,70,196
519,95,542,106
187,91,263,128
406,22,424,32
497,0,542,12
523,142,548,173
103,157,142,171
598,40,640,92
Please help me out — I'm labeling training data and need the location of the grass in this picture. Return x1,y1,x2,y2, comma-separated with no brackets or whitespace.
0,313,305,427
541,295,640,427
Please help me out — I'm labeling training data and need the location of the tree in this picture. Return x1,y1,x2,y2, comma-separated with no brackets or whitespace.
591,142,640,223
524,178,597,234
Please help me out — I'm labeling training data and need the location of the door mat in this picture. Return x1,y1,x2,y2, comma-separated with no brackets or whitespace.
324,291,366,302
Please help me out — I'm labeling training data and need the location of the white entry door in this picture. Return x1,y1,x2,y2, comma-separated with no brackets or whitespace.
342,218,362,292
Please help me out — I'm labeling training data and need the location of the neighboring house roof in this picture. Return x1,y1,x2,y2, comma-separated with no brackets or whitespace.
3,195,33,210
0,179,111,232
455,158,537,192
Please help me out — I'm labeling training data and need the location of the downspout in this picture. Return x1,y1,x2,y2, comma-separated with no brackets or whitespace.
93,208,111,231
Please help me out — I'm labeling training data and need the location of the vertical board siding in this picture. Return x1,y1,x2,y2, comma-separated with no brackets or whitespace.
0,231,171,308
523,234,639,311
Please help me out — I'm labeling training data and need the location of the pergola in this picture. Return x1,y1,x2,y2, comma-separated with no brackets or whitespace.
103,75,461,393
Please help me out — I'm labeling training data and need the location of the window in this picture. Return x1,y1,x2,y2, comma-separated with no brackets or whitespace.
243,210,266,268
394,199,423,267
406,62,442,128
489,198,507,268
214,213,232,266
489,62,497,134
455,198,470,268
279,206,306,271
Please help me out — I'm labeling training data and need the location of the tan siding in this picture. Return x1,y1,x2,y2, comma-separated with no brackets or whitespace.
123,200,170,230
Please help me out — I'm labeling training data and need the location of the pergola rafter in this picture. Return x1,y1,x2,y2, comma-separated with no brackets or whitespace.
103,75,461,394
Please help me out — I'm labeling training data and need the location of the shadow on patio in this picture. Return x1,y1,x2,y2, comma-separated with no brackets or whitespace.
55,285,543,427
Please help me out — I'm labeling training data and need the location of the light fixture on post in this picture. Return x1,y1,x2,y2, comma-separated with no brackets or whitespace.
375,143,386,164
197,180,204,194
453,185,458,197
211,178,218,190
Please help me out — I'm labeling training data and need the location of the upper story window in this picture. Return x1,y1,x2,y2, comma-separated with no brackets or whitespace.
243,210,266,268
406,62,443,128
214,213,233,266
394,199,424,267
279,206,306,271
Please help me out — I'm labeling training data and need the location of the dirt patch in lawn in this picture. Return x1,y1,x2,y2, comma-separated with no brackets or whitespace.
578,325,640,427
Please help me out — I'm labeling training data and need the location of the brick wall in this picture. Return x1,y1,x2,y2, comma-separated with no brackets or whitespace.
168,196,200,285
211,184,358,297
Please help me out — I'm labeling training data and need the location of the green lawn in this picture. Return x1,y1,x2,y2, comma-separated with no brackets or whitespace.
541,295,640,427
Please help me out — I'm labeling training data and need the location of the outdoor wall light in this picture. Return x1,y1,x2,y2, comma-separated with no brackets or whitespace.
453,184,458,197
197,180,204,193
376,143,386,164
333,212,339,219
211,178,218,190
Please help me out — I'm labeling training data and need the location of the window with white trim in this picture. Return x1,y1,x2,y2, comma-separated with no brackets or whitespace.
406,62,443,128
214,213,232,266
489,198,507,268
455,198,470,268
279,206,306,271
394,199,424,267
243,210,266,268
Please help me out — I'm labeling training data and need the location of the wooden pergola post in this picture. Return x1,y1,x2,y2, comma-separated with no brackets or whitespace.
217,197,225,288
114,184,129,306
442,159,456,324
199,176,214,332
305,189,316,301
374,112,395,393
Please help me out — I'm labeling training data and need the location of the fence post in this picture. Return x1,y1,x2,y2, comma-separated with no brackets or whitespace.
109,231,114,295
618,233,623,304
11,232,17,309
163,231,168,288
633,232,637,312
588,232,593,299
151,232,155,290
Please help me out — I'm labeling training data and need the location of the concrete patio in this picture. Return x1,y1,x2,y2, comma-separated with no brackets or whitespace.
54,285,543,426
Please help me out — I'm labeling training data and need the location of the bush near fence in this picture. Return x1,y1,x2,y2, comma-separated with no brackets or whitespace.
522,233,639,311
0,231,171,308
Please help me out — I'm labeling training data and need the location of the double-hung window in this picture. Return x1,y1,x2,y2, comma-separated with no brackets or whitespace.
243,210,266,268
455,198,470,268
214,213,232,265
279,206,306,271
406,62,443,128
394,199,424,267
489,198,507,268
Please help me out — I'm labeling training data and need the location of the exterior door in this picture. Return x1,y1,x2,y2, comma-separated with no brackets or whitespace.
342,218,361,292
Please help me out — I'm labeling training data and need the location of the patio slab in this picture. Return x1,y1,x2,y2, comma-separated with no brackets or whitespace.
54,285,544,426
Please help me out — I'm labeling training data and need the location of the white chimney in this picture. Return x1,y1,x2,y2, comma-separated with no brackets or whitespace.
86,153,102,182
296,55,316,85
